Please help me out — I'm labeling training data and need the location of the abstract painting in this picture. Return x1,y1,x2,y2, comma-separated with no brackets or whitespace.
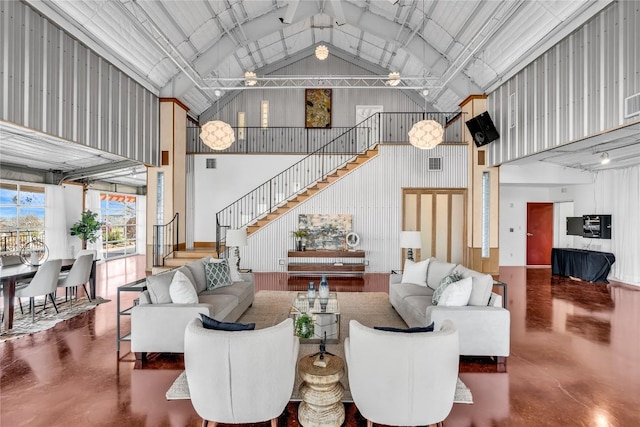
305,89,332,128
298,214,352,250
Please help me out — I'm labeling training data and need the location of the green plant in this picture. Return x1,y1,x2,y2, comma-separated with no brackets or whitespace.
70,210,103,249
292,229,308,239
295,314,314,339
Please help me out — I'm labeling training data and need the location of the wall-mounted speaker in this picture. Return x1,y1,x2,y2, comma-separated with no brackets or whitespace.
465,111,500,147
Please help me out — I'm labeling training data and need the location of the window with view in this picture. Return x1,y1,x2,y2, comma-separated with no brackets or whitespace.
100,193,138,259
0,183,46,254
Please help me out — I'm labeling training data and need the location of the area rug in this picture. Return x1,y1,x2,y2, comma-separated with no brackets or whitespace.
166,370,472,404
0,296,110,342
165,291,473,404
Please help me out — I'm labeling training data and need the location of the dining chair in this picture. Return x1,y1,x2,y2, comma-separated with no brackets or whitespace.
75,249,97,260
15,259,63,322
57,254,94,303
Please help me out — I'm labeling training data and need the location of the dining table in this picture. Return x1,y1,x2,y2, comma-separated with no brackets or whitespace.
1,258,97,330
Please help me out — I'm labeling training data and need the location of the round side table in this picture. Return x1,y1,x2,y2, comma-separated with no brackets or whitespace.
297,354,345,427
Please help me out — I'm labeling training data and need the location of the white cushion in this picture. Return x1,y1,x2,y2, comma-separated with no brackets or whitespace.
437,277,472,306
169,270,199,304
401,259,430,287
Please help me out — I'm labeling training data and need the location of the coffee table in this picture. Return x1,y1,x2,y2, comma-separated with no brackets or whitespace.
289,292,340,344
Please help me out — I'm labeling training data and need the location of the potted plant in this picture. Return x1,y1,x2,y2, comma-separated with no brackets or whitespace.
70,210,103,249
291,229,308,251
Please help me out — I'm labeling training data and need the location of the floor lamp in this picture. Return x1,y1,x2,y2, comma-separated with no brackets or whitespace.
400,231,421,262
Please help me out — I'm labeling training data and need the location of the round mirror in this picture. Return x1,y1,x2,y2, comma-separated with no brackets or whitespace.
345,232,360,250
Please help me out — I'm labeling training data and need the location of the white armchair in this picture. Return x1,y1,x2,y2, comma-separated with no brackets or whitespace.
184,318,300,427
344,319,460,427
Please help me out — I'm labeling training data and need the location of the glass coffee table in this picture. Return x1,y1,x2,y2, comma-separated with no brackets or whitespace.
289,292,340,343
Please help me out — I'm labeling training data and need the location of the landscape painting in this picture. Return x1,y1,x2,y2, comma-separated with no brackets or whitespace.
298,214,352,250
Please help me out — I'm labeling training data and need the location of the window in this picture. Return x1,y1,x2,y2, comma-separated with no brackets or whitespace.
100,193,138,259
0,183,45,254
481,172,490,258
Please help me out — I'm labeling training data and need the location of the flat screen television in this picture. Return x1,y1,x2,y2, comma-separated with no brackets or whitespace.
583,215,612,239
566,217,583,236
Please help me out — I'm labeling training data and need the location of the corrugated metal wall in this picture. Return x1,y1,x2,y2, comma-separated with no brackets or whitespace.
243,144,468,273
200,55,425,127
0,1,160,166
487,1,640,166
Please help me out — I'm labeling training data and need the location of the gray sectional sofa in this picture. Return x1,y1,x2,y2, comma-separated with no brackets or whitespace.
131,256,254,356
389,258,510,360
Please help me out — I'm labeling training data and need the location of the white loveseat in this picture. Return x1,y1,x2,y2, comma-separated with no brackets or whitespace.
389,258,510,360
131,256,254,357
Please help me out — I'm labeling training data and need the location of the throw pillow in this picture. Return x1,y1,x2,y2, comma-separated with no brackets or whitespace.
209,257,243,282
437,276,473,306
145,270,176,304
205,259,233,290
184,256,212,294
169,270,199,304
432,272,463,305
401,259,430,286
199,313,255,331
374,323,435,333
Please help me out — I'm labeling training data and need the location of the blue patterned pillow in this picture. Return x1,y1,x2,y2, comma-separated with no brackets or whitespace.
205,260,232,290
432,272,463,305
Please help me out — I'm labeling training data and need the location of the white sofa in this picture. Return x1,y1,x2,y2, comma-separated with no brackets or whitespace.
389,258,510,360
131,256,254,357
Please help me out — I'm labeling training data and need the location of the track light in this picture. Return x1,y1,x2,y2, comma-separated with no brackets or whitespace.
600,152,610,164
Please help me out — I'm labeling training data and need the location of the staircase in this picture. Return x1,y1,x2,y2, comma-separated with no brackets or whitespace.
153,111,463,267
246,146,378,235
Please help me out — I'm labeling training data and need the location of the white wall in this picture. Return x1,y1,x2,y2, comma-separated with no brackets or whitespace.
193,154,305,242
192,144,468,272
499,185,552,266
63,184,84,257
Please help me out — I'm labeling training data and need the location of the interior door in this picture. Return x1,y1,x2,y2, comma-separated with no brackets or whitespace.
526,202,553,266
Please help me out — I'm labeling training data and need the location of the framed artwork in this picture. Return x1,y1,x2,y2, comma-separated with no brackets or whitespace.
298,214,352,250
305,89,332,128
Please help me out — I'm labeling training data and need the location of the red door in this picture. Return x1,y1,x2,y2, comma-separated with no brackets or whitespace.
526,203,553,266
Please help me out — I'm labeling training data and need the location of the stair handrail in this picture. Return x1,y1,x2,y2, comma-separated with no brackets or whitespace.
152,212,179,267
214,111,462,253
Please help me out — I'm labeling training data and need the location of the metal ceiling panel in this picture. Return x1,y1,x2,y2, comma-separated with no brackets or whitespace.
23,0,614,117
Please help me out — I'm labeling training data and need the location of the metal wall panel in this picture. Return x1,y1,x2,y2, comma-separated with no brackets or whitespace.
200,54,424,126
487,1,640,166
240,144,468,273
0,0,159,166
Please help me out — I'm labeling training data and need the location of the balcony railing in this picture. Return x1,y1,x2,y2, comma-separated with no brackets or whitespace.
0,230,45,255
213,111,464,254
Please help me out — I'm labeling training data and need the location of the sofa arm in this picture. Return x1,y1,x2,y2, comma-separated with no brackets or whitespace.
131,303,213,353
427,305,510,357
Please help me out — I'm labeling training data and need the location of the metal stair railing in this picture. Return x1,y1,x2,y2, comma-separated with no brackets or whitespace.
214,111,463,255
152,212,179,267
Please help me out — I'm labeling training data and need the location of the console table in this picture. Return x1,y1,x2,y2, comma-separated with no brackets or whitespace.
551,248,615,283
287,250,366,290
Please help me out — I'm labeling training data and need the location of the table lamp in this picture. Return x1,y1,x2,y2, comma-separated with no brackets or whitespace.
399,231,421,261
226,228,247,270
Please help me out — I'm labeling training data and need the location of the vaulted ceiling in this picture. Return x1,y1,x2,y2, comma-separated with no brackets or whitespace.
26,0,613,116
4,0,624,188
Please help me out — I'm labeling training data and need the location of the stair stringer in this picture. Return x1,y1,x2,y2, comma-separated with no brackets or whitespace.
245,145,379,236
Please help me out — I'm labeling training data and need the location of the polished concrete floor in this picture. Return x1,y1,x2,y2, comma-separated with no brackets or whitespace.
1,256,639,426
